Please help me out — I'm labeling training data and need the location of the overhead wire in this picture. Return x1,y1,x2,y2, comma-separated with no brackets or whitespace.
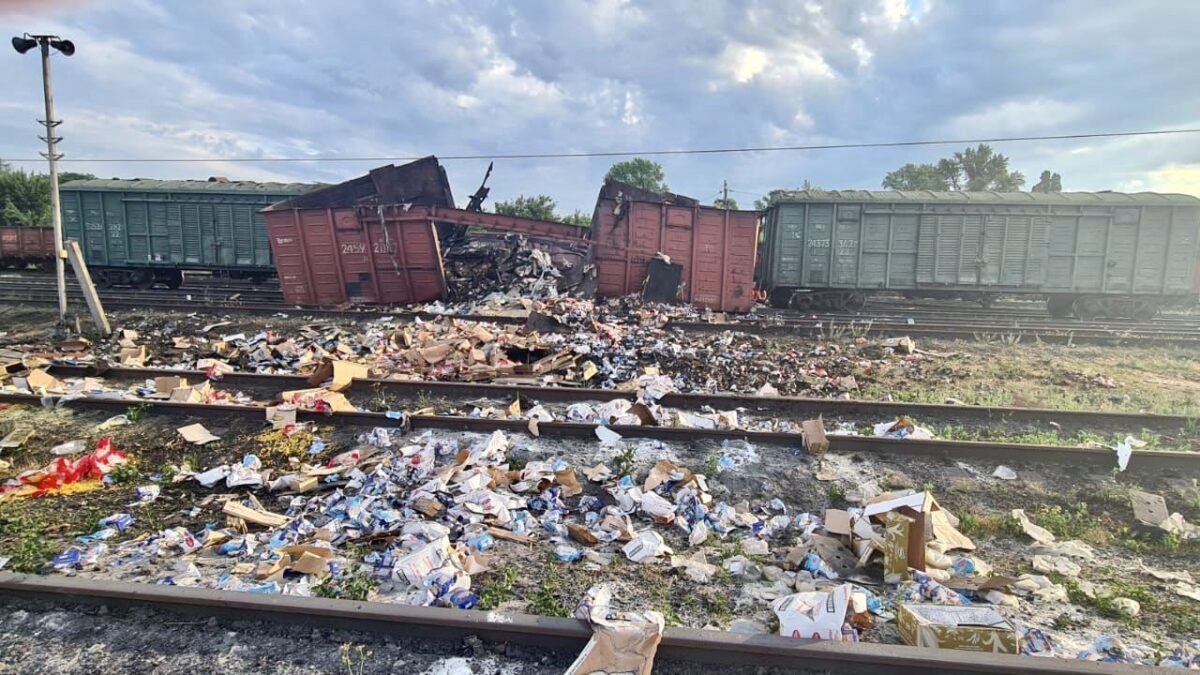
3,128,1199,164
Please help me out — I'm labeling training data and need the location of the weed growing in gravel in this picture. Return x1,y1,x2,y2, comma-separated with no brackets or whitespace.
957,511,981,536
314,570,378,602
339,643,372,675
1033,503,1106,543
826,483,846,502
612,445,636,478
701,589,732,623
527,556,569,617
107,460,141,485
367,382,392,412
0,505,53,572
477,564,519,610
125,403,152,423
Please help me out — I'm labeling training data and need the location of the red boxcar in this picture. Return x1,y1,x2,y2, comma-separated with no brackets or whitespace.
263,159,454,306
0,227,55,267
264,205,446,306
590,180,760,312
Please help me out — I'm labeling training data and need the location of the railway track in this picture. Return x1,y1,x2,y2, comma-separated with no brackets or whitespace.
0,573,1125,674
0,281,1197,344
2,389,1194,474
47,364,1199,438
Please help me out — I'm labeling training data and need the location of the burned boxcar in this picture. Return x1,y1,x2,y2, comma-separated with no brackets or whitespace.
591,180,760,312
263,156,592,307
758,190,1200,319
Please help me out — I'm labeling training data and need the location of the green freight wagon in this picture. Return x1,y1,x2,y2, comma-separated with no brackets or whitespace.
758,190,1200,319
59,178,318,288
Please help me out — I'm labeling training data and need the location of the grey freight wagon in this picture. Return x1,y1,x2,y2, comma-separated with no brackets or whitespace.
758,190,1200,319
59,178,317,288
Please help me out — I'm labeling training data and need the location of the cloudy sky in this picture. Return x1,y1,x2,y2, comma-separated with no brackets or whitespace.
2,0,1199,212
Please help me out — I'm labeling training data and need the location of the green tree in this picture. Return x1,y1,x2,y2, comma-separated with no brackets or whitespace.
754,181,820,210
494,195,591,227
0,164,51,227
494,194,558,221
713,197,738,209
951,144,1024,191
882,144,1024,192
561,210,592,227
1031,170,1063,193
603,157,668,193
882,163,951,191
59,171,97,184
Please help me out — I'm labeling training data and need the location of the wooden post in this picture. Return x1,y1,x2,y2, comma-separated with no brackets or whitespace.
65,240,111,336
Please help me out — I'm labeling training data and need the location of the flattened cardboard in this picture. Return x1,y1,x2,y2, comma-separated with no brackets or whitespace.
307,359,368,393
1130,490,1170,528
178,423,220,445
153,376,188,396
26,369,63,393
0,427,34,449
222,501,290,527
824,509,853,536
896,603,1018,654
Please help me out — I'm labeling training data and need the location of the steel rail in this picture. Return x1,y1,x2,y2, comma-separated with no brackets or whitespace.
0,573,1130,674
1,392,1192,474
2,293,1197,344
45,365,1199,435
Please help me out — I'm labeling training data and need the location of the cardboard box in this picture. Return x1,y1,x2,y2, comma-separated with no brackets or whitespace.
896,604,1018,654
866,491,975,580
773,584,852,640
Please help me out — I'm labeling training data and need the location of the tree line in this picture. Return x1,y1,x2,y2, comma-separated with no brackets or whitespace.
501,145,1062,220
0,162,94,227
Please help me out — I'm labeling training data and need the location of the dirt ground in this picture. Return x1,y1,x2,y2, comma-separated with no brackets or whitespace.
1,304,1199,664
1,404,1196,660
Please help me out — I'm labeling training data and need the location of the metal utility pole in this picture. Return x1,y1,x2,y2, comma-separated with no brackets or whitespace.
12,34,75,321
722,180,729,207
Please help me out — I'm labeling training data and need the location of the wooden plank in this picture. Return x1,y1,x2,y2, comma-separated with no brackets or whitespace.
65,240,111,336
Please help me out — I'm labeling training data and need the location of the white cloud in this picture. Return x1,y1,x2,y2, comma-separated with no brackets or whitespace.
939,98,1085,138
850,38,873,68
1135,163,1200,196
716,42,835,87
621,90,642,127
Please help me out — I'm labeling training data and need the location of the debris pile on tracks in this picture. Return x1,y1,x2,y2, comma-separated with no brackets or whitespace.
10,306,937,398
15,418,1198,668
3,311,1200,668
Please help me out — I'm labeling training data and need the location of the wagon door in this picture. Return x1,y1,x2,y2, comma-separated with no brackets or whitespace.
1104,208,1138,291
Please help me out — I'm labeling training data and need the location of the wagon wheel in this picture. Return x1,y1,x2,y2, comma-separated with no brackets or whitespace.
93,270,113,289
1131,301,1158,321
1046,296,1073,318
1072,296,1104,321
790,294,814,311
131,270,156,290
844,293,867,312
163,270,184,290
767,288,794,309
